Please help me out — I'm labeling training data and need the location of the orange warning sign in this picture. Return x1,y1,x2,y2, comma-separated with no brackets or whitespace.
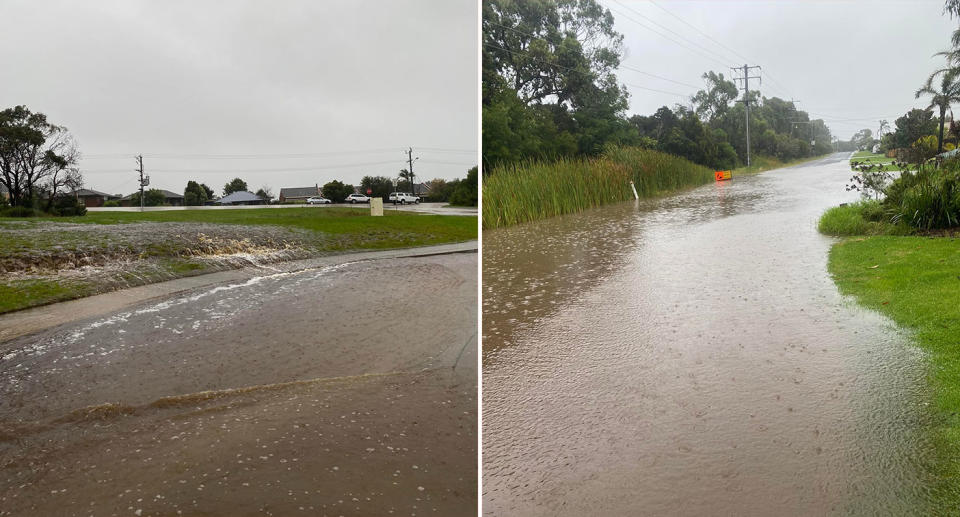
715,170,732,181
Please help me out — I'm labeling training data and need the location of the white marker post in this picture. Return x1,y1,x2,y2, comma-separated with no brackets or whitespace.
629,181,639,200
370,198,383,216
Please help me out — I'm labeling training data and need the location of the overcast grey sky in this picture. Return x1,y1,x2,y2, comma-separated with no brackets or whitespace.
0,0,478,197
601,0,956,141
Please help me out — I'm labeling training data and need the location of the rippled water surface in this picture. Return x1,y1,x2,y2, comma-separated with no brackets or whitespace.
482,154,934,516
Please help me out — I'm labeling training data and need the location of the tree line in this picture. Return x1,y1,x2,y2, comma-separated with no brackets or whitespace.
482,0,834,172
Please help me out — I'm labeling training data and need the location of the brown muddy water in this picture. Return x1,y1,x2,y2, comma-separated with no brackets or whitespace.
0,253,477,516
482,153,935,516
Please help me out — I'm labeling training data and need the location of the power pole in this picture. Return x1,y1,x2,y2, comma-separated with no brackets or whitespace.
406,147,419,196
732,64,762,167
136,155,144,212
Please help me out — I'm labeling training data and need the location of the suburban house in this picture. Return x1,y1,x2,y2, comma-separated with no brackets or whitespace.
214,191,266,206
118,189,185,207
279,185,320,203
69,188,121,207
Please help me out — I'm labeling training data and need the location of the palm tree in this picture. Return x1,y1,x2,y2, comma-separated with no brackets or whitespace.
915,67,960,154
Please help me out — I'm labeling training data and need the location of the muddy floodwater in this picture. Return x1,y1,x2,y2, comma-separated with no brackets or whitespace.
482,154,935,515
0,252,477,516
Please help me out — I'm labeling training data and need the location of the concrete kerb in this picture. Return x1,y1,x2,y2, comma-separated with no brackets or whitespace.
0,241,477,345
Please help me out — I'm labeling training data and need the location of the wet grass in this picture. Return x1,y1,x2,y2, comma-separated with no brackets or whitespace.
0,208,476,314
482,146,714,229
827,236,960,507
850,151,899,172
818,201,913,236
0,278,96,313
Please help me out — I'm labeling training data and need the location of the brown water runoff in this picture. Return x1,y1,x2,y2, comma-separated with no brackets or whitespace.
482,153,936,516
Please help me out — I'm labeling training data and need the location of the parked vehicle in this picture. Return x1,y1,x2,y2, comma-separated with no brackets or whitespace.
306,196,332,205
344,194,370,204
388,192,420,204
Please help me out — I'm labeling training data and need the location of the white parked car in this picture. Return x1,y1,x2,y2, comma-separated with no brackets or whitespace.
388,192,420,204
306,196,331,205
344,194,370,204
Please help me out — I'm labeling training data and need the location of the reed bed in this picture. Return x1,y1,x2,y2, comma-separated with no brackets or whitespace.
482,146,715,229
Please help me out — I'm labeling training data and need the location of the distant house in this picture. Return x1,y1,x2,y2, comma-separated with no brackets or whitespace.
214,191,265,205
118,189,185,207
279,185,320,203
69,188,121,208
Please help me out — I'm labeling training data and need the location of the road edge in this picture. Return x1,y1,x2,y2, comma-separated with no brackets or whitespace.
0,241,477,345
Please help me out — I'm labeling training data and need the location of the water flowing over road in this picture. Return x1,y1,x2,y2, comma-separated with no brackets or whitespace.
482,154,934,515
0,252,477,516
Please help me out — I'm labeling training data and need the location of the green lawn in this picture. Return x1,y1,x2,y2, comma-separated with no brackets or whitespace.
0,207,476,313
828,236,960,505
851,150,900,171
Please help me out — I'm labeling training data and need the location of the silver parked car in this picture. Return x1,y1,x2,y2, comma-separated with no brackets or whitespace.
344,194,370,203
306,196,332,205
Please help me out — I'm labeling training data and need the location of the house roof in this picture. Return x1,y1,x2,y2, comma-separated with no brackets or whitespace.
119,189,184,200
280,186,318,198
71,188,114,198
215,191,263,204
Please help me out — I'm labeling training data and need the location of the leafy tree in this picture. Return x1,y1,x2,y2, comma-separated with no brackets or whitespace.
890,108,938,149
398,168,415,192
360,175,394,200
850,128,874,151
200,183,215,200
321,180,353,202
255,186,274,204
129,188,167,207
449,167,478,207
692,72,738,123
0,105,79,208
223,177,248,196
184,180,208,206
915,67,960,154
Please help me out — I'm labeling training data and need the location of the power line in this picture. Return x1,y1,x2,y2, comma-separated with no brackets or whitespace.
610,0,740,67
647,0,754,64
82,147,475,160
483,42,690,98
485,20,701,91
82,160,406,174
608,5,734,70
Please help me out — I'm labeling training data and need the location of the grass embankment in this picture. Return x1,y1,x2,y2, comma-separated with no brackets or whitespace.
826,236,960,504
0,207,477,314
482,147,715,229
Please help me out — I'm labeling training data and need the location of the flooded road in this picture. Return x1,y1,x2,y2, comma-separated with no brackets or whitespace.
482,154,934,515
0,252,477,516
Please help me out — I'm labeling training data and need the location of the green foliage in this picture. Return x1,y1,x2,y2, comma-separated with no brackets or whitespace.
360,175,394,201
129,189,168,207
890,108,938,149
482,146,714,229
882,163,960,229
449,167,478,207
223,177,248,196
321,180,353,203
254,187,273,203
0,206,44,217
184,180,208,206
103,200,120,207
50,194,86,216
817,201,911,236
200,183,214,200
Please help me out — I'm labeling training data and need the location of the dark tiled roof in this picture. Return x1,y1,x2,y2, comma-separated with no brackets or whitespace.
71,188,113,197
280,186,318,198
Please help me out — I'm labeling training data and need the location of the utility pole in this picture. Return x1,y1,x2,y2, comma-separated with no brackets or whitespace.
732,64,762,167
136,155,144,212
406,147,419,196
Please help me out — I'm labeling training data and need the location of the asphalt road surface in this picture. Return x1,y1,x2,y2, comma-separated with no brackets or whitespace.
0,251,477,517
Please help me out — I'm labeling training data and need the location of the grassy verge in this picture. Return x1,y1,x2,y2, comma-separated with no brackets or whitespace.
851,150,900,171
818,200,914,236
0,208,477,314
827,236,960,504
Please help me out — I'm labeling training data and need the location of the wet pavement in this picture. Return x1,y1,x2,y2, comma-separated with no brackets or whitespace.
482,153,935,515
0,252,477,516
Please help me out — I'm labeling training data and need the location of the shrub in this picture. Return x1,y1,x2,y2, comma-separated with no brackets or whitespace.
103,200,120,207
0,206,44,217
882,164,960,229
50,195,87,217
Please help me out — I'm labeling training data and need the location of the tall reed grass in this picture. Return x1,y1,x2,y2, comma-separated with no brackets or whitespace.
482,146,715,229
